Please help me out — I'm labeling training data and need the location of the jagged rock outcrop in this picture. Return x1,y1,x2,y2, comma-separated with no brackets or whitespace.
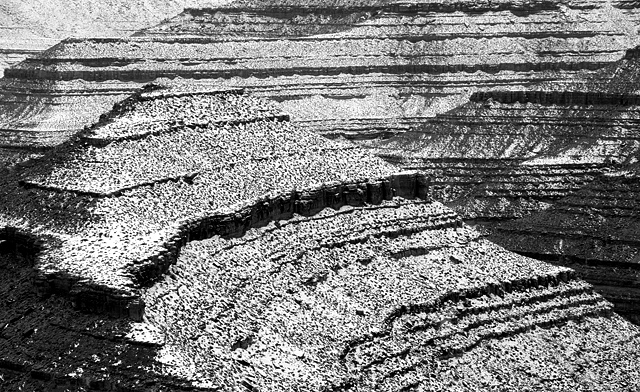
3,81,640,390
0,85,409,317
3,3,640,388
381,45,640,323
141,204,616,391
1,0,639,164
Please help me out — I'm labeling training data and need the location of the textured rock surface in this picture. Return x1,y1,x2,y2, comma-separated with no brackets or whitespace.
366,44,640,321
4,200,640,390
0,0,229,77
2,80,640,390
139,204,620,391
1,0,639,163
490,171,640,324
455,49,640,323
0,85,409,315
3,1,640,389
372,45,640,217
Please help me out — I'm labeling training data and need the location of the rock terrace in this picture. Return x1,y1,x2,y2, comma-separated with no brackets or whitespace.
3,1,640,390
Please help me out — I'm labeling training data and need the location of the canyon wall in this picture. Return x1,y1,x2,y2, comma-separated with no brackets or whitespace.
0,86,421,318
1,4,640,386
0,0,229,76
1,0,639,164
490,172,640,323
373,45,640,322
3,86,640,391
1,0,640,323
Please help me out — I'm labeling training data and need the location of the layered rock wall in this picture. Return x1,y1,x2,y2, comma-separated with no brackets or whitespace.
490,172,640,323
58,171,432,319
472,90,640,106
1,0,639,158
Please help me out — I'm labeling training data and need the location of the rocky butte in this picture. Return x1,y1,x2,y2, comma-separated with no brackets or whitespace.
2,0,640,391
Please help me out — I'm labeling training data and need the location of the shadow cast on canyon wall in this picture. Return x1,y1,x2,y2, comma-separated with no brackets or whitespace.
0,239,189,391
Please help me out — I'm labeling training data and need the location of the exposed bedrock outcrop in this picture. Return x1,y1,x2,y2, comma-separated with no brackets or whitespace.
4,197,640,390
489,172,640,324
410,49,640,322
0,0,224,77
0,86,430,320
138,206,617,390
2,58,640,390
1,0,639,158
373,100,640,216
0,48,43,78
58,172,431,319
356,43,640,326
472,89,640,106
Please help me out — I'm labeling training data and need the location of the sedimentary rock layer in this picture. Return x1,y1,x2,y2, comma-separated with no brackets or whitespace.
363,42,640,322
2,64,640,390
490,172,640,323
0,0,228,76
4,196,640,390
1,0,638,159
0,85,425,318
396,47,640,322
371,100,640,218
139,202,615,390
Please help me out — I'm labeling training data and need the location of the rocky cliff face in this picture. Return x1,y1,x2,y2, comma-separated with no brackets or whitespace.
489,172,640,324
0,0,638,164
374,44,640,323
3,2,640,387
474,50,640,321
374,91,640,218
3,82,640,391
0,45,51,78
0,84,414,318
0,0,228,77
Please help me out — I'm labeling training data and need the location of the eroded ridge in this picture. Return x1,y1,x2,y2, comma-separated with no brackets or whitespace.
373,43,640,226
372,101,627,222
80,86,289,146
1,0,639,160
139,198,614,390
435,47,640,323
2,196,638,391
342,280,607,391
0,85,431,319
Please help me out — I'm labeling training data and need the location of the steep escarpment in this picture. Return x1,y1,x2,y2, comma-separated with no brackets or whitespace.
6,194,640,390
372,99,640,219
1,85,415,317
361,40,640,322
140,205,619,391
0,43,53,78
1,0,639,162
377,41,640,217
